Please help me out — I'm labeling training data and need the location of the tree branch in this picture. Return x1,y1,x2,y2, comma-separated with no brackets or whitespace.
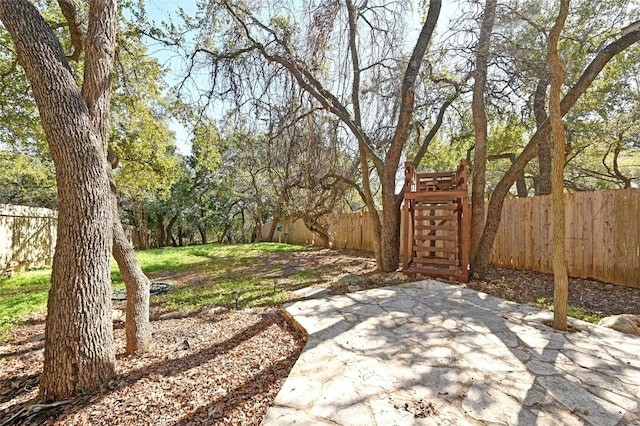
57,0,85,61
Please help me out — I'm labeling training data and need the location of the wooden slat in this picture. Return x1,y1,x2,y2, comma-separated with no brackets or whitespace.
565,193,576,274
404,191,468,200
581,192,593,279
413,257,458,265
414,204,457,211
415,235,458,242
405,266,468,281
613,189,638,287
414,224,457,231
414,246,458,254
414,214,457,221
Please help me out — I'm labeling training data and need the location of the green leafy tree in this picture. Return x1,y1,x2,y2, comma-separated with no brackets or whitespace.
0,150,56,208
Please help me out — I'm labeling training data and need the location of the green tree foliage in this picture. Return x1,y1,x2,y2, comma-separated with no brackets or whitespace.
1,1,182,223
0,150,56,208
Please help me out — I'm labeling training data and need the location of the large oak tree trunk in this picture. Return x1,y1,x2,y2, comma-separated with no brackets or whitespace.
178,225,184,246
166,214,178,246
156,212,166,247
107,170,151,354
0,0,116,401
267,204,282,242
134,206,149,249
198,223,208,244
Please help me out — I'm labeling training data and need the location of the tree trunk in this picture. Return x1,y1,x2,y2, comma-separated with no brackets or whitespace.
0,0,116,401
379,186,402,272
538,147,552,195
134,206,149,249
534,79,552,195
516,171,528,197
111,198,151,354
198,223,208,244
612,133,632,188
376,0,440,272
470,0,497,266
219,223,232,244
267,204,282,242
303,217,330,245
156,212,166,247
166,214,178,247
548,0,570,331
178,225,184,246
81,0,153,352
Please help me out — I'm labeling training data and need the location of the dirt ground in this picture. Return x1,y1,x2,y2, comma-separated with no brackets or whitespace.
2,248,639,425
466,267,640,317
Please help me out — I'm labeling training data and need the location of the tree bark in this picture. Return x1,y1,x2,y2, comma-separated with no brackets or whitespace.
534,79,552,195
0,0,116,401
470,0,497,267
612,133,632,188
111,200,151,353
472,26,640,278
81,0,152,352
267,204,282,242
219,223,232,244
548,0,570,331
198,223,208,244
134,206,149,249
156,212,166,247
166,214,178,246
379,191,402,272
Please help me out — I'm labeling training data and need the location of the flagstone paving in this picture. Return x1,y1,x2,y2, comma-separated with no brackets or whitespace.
263,280,640,425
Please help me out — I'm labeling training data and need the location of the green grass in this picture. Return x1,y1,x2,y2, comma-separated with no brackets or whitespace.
0,269,51,339
535,297,602,323
0,242,310,341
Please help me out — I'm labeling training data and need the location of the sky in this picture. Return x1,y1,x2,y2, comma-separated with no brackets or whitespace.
141,1,462,156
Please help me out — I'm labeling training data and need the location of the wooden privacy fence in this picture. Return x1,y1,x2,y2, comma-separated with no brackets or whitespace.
491,189,639,288
0,204,57,274
262,188,640,289
262,212,384,252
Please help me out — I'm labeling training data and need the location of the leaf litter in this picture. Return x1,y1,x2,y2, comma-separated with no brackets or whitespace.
1,309,305,425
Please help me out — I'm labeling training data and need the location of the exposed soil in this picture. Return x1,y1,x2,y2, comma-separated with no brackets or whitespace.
467,267,640,317
2,248,639,425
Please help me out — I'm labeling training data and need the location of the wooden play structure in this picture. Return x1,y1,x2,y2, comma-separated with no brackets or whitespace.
402,159,471,282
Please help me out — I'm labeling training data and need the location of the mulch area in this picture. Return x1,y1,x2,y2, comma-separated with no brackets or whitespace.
0,309,305,425
467,267,640,317
2,249,640,425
